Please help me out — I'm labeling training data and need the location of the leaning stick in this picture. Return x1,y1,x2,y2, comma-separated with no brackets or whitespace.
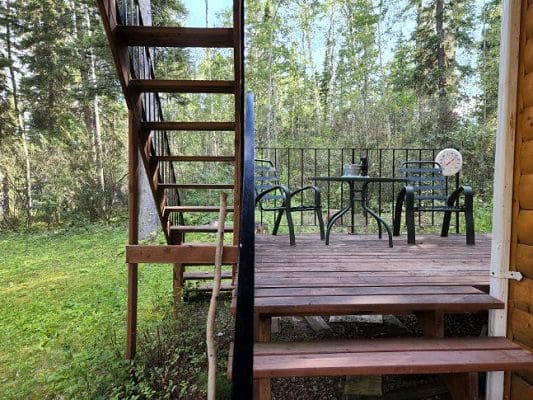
207,192,227,400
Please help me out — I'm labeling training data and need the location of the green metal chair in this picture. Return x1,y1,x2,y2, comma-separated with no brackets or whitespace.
255,159,325,246
393,161,475,245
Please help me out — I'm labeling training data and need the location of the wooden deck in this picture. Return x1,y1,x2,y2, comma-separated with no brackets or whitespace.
256,233,492,292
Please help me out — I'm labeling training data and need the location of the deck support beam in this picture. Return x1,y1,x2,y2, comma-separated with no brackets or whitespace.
126,108,140,359
415,311,479,399
254,315,271,400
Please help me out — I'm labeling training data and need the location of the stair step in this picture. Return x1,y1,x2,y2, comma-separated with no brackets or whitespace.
184,271,233,280
232,337,533,379
142,121,236,131
129,79,235,94
157,155,235,162
160,183,234,190
164,206,235,213
116,26,234,48
194,283,234,292
171,225,234,233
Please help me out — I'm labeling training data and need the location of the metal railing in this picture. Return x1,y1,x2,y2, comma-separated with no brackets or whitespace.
116,0,183,226
256,147,462,233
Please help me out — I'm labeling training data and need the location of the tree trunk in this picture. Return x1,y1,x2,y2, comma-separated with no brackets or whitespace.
435,0,447,140
6,0,32,227
1,173,9,219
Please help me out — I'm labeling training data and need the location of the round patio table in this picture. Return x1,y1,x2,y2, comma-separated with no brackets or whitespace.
311,176,410,247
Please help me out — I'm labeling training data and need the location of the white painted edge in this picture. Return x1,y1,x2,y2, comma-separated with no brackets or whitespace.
487,0,522,398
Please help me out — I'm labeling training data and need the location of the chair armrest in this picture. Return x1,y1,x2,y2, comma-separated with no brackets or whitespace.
289,186,322,207
255,184,290,205
447,185,474,208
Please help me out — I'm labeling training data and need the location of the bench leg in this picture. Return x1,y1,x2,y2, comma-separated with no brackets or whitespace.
254,315,272,400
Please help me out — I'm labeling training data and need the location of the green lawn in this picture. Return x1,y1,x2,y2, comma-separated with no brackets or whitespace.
0,224,174,399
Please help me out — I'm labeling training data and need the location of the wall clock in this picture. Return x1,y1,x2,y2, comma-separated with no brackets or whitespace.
435,148,463,176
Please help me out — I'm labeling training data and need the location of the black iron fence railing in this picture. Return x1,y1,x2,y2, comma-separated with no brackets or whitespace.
256,147,462,233
116,0,183,226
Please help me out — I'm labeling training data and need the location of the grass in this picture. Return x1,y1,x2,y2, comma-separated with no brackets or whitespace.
0,223,177,399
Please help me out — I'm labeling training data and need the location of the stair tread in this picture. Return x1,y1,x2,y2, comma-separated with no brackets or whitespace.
116,26,234,48
251,337,533,378
129,79,235,94
160,183,234,189
165,206,235,213
142,122,236,131
157,155,235,162
194,283,234,292
184,271,233,280
170,225,234,233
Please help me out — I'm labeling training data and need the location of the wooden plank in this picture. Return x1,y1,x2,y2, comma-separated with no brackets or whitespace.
142,121,236,131
254,337,522,356
170,225,234,233
254,286,484,298
129,79,236,94
183,271,233,280
115,26,234,48
157,155,235,162
253,294,503,316
164,206,235,214
126,245,238,264
160,183,234,190
253,276,490,287
253,349,533,379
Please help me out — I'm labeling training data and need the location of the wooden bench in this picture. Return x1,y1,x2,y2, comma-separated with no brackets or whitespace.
250,337,533,400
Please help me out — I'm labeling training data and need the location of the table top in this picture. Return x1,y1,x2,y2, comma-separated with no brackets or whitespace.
311,176,410,183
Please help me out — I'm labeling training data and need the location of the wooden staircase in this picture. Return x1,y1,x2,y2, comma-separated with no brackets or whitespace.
97,0,244,358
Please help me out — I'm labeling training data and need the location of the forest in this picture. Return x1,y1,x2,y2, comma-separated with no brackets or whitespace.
0,0,501,228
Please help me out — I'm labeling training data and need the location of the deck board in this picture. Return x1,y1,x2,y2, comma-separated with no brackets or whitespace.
250,234,495,316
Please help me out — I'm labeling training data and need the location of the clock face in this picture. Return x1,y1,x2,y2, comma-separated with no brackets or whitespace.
435,148,463,176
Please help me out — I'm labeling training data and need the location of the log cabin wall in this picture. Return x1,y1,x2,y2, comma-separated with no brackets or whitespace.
507,0,533,397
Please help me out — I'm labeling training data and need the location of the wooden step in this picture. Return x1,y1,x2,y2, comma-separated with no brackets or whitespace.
164,206,235,214
170,225,234,233
129,79,235,94
251,337,533,379
142,121,236,131
194,283,234,292
160,183,234,190
184,271,233,280
157,155,235,162
116,26,234,48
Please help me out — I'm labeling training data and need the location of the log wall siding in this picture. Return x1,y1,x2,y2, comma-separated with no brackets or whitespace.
508,0,533,396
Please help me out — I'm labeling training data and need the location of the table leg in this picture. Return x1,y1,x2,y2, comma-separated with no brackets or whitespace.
350,182,355,234
254,315,272,400
361,182,393,247
325,191,353,245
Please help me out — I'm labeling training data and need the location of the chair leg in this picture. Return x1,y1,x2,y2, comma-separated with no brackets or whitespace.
272,209,284,236
286,208,296,246
316,208,325,240
441,211,452,238
393,189,406,237
465,194,475,245
405,190,416,244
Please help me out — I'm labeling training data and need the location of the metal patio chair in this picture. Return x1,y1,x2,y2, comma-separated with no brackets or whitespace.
255,159,325,246
393,161,475,245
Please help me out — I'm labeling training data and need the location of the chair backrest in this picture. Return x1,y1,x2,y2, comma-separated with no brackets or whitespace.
254,159,285,204
399,161,448,206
